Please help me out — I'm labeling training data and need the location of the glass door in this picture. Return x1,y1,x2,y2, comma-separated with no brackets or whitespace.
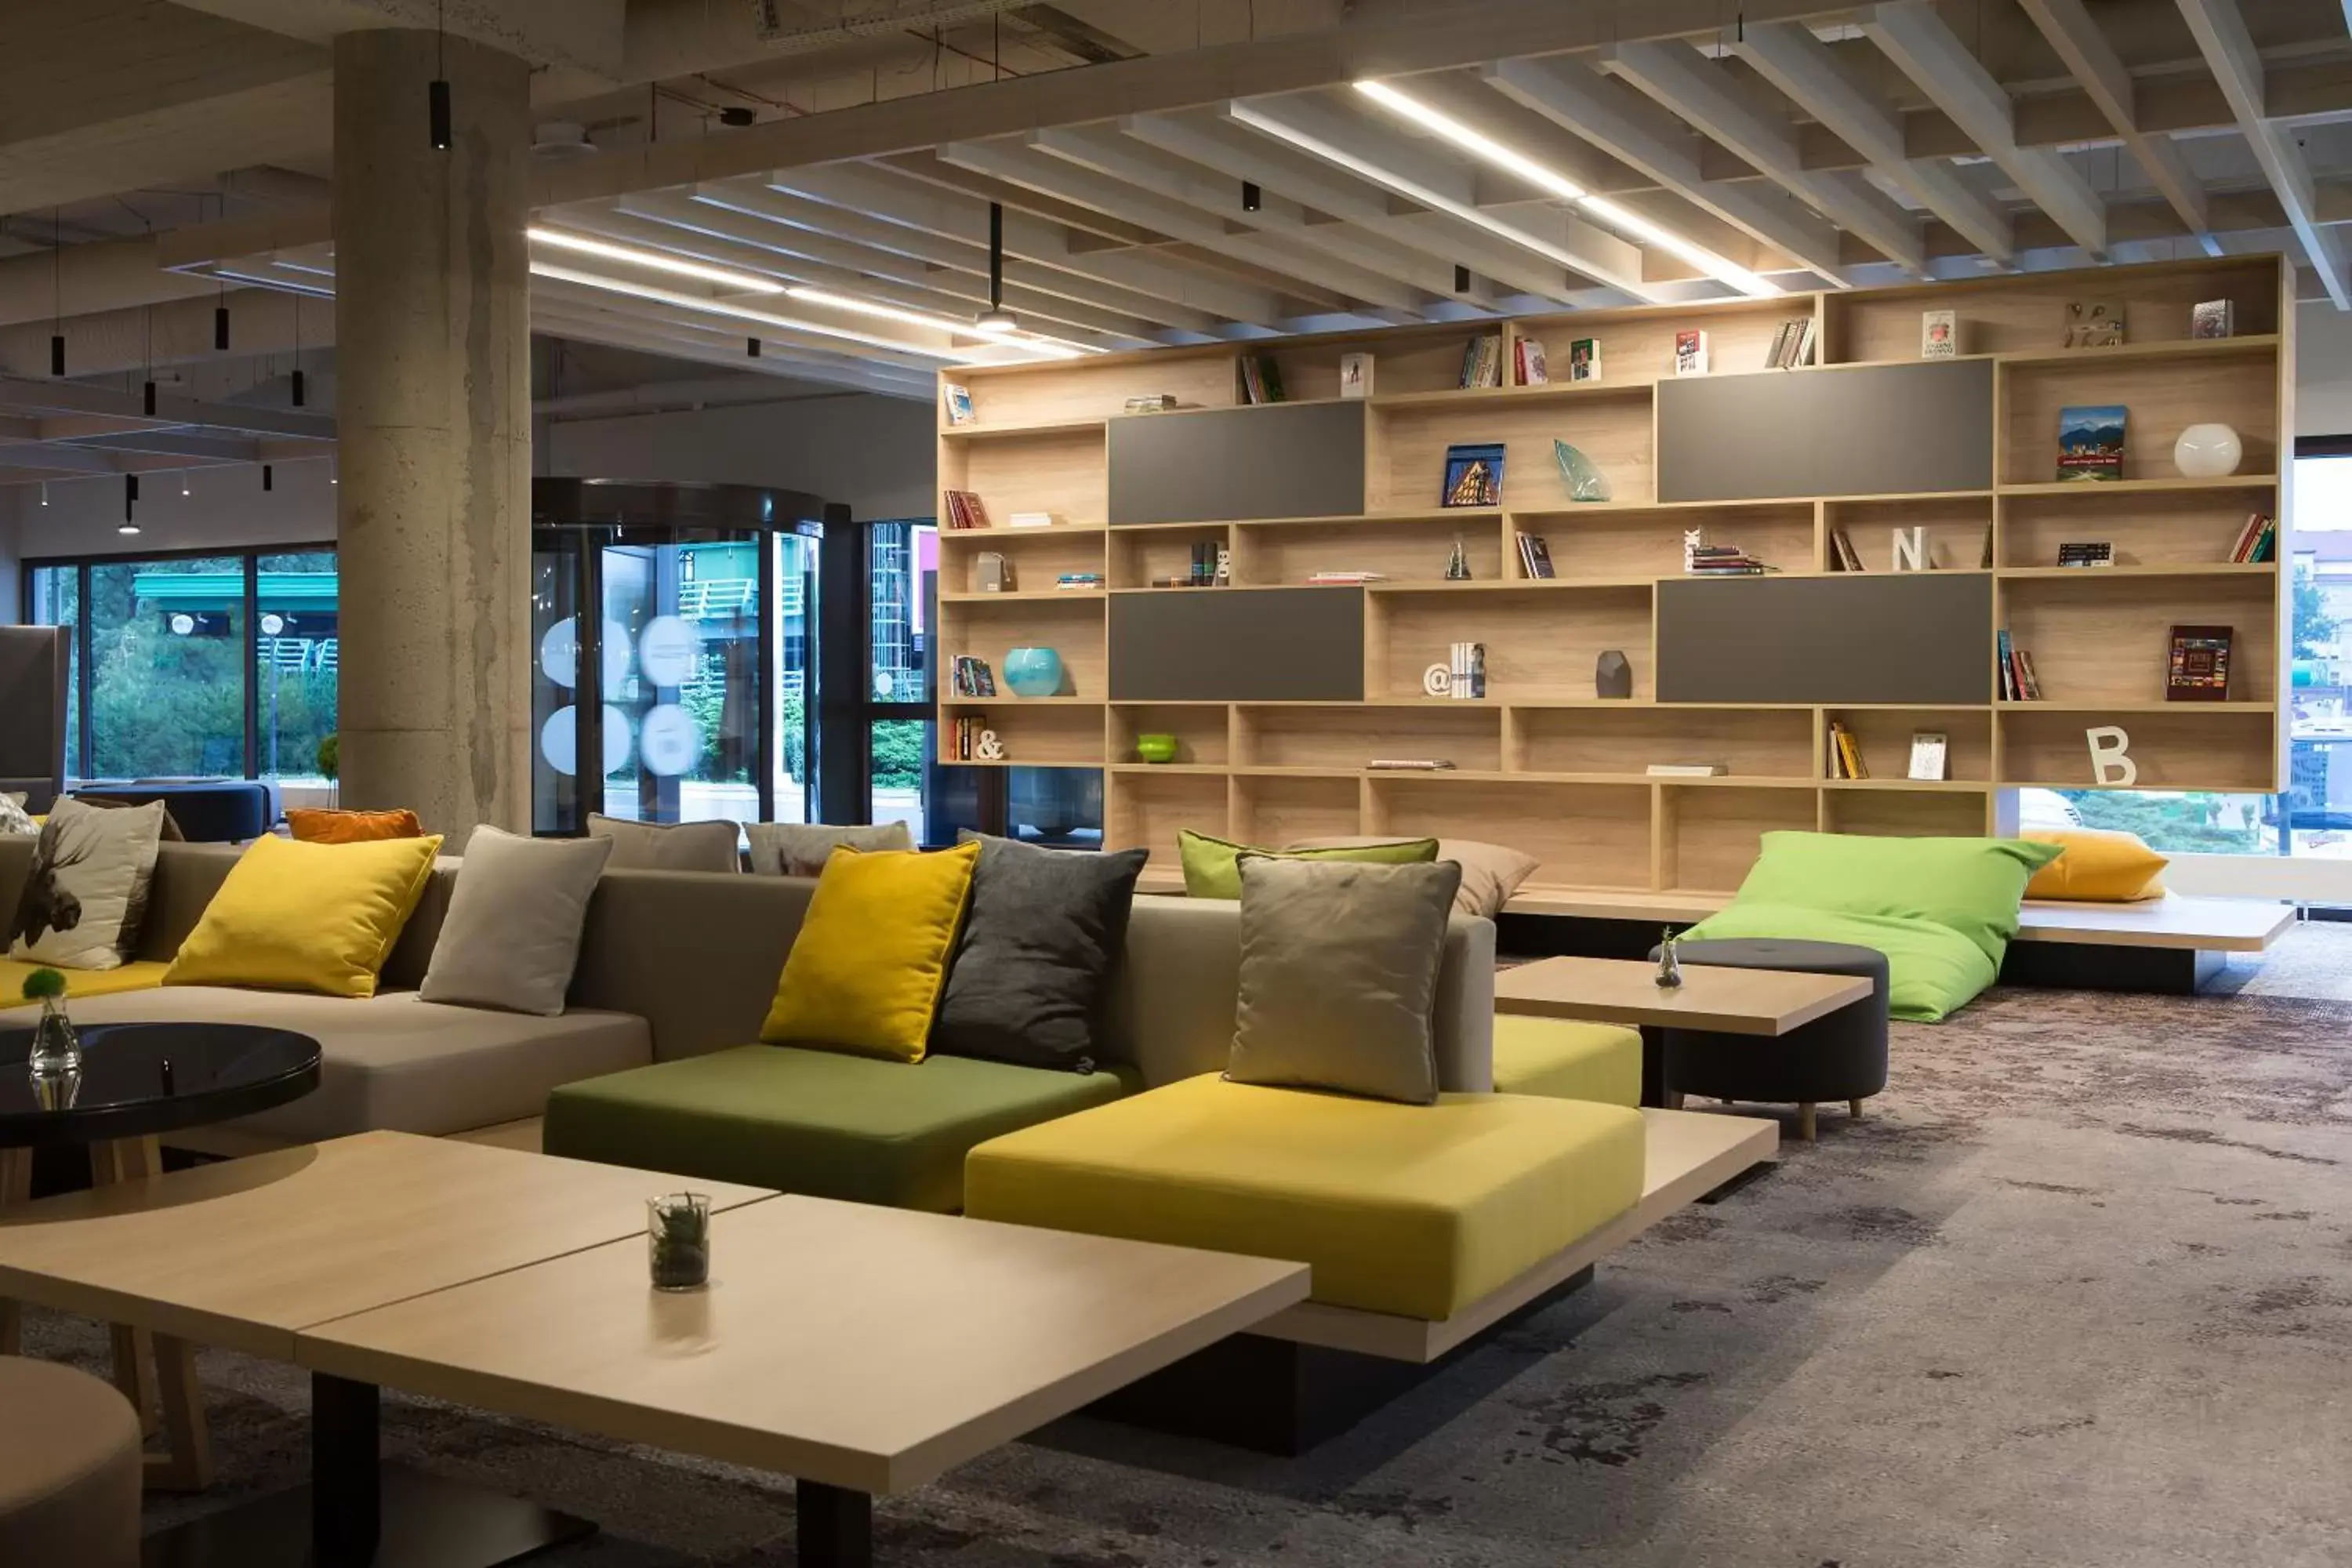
596,539,764,827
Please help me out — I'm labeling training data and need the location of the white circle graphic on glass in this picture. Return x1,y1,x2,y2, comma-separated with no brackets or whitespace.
603,619,633,691
638,615,700,688
540,706,577,775
601,703,633,776
539,618,579,688
639,703,702,777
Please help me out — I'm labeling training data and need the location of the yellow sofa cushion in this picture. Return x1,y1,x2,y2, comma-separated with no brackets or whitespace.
2022,829,2169,902
0,958,171,1009
1492,1014,1642,1107
760,841,978,1063
964,1073,1646,1320
162,833,444,999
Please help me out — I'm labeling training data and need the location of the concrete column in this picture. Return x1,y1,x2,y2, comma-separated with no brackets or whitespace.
332,29,531,842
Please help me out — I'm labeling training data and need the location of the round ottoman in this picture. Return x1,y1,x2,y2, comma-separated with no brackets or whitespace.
0,1356,143,1568
1647,938,1889,1142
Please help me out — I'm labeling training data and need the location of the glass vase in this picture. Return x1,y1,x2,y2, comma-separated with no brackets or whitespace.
648,1192,711,1291
28,996,79,1076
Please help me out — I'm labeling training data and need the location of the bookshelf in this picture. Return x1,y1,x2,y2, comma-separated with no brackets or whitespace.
935,255,2292,895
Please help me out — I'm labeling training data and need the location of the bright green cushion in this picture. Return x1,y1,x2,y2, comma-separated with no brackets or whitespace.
1177,829,1438,900
543,1044,1137,1213
1679,902,1994,1022
1727,831,2061,967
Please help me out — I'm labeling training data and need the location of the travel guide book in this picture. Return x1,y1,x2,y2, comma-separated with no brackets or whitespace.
2056,405,2126,481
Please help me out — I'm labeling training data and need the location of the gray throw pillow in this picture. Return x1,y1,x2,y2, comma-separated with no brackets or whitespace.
0,793,34,837
1226,855,1464,1105
746,820,913,877
932,833,1147,1071
419,826,614,1015
586,813,741,873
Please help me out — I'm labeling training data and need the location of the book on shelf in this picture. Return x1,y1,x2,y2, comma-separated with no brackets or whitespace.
2014,648,2044,700
1980,528,1994,570
1673,329,1709,376
1907,732,1948,782
1685,544,1773,575
942,382,975,426
2063,299,2125,348
1054,574,1104,591
1449,641,1486,700
1996,631,2014,700
1123,394,1179,414
1239,354,1287,405
1827,720,1869,780
1764,318,1815,369
2167,625,2234,700
2228,512,2277,563
1646,763,1727,777
1922,308,1957,359
1830,528,1864,572
1339,352,1374,399
2191,299,2235,339
1514,337,1550,386
2056,541,2115,568
1459,332,1504,389
1368,758,1456,771
1995,631,2042,701
950,655,997,698
1006,510,1054,528
1441,441,1505,507
1305,570,1388,584
942,488,991,530
1516,532,1556,580
948,713,989,761
1567,337,1601,381
2056,405,2127,481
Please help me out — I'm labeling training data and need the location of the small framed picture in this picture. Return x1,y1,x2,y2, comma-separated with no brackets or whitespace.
1441,442,1507,508
1339,352,1374,399
1907,732,1949,782
942,382,975,426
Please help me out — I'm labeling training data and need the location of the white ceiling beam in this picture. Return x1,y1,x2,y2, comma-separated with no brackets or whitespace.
1860,2,2107,258
946,136,1429,318
0,377,337,442
2176,0,2352,307
760,163,1290,328
1733,20,2016,263
528,272,959,371
2016,0,2215,252
533,305,933,401
531,292,939,390
1120,111,1581,304
1480,55,1849,283
1225,91,1656,302
1593,41,1927,277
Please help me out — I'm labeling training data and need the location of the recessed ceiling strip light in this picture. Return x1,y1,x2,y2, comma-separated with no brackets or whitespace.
527,228,786,293
1349,80,1781,299
528,261,967,359
782,285,1095,358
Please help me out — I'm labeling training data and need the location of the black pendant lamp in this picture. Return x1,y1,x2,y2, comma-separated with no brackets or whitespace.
262,463,274,492
120,475,140,535
975,202,1014,331
291,298,306,407
429,0,452,149
49,209,64,376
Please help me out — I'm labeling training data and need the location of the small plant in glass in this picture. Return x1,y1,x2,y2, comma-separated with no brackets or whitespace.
647,1192,711,1290
20,967,79,1076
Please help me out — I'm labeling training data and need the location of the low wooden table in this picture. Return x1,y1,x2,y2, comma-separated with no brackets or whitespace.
1494,955,1874,1109
0,1131,1308,1568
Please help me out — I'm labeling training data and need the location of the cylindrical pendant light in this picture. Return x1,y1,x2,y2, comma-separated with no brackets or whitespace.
975,202,1015,331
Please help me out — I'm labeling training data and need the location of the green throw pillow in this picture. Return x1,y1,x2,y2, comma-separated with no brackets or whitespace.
1728,831,2063,967
1177,829,1439,900
1679,902,1994,1023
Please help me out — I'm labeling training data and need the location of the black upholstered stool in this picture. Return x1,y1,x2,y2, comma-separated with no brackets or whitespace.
1646,938,1890,1142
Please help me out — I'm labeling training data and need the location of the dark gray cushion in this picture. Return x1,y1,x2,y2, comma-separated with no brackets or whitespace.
931,835,1148,1071
1225,855,1464,1105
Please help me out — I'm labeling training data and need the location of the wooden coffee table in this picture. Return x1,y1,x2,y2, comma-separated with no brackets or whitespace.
1495,956,1874,1108
0,1131,1308,1567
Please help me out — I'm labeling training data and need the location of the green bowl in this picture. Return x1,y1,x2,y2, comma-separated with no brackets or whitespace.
1134,734,1180,764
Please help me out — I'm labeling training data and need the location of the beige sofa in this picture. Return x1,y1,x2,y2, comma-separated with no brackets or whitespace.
0,837,1500,1150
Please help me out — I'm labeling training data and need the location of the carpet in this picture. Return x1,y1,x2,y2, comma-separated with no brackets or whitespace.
21,927,2352,1566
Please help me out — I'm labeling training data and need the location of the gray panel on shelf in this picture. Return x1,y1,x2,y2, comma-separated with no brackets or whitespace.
1110,588,1365,701
1656,360,1994,501
1657,574,1993,705
1109,402,1366,524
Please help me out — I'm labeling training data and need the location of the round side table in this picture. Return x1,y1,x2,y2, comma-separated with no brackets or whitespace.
1,1021,321,1490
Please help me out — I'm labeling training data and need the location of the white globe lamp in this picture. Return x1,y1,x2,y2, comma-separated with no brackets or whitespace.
2174,423,2243,478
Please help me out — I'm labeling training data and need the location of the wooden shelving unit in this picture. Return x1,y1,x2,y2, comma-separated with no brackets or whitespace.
935,255,2292,895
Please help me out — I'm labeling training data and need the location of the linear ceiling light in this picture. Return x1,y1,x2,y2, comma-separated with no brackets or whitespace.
527,228,785,293
1349,79,1780,299
782,285,1094,359
528,262,968,360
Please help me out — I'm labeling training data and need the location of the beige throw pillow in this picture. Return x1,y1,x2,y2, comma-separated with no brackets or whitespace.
420,827,614,1015
586,813,741,873
1287,835,1537,918
5,797,166,970
745,820,913,877
1226,855,1463,1105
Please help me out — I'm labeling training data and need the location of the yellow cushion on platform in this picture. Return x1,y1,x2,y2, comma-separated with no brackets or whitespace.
163,833,444,999
760,841,978,1063
0,958,171,1009
1492,1014,1642,1107
964,1073,1645,1321
2022,829,2169,902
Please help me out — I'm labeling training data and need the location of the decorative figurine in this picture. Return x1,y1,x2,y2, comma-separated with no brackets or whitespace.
1445,533,1472,580
1655,927,1683,989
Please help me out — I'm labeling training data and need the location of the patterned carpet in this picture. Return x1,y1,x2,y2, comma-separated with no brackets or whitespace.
20,926,2352,1566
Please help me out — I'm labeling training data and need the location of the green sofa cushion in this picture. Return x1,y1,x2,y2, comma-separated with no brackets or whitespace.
1678,901,1994,1023
1725,830,2061,968
543,1044,1138,1213
1177,828,1437,899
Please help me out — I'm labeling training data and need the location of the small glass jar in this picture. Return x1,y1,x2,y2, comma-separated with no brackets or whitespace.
647,1192,711,1291
28,996,80,1076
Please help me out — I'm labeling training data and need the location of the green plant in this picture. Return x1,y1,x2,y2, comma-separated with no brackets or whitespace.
316,733,339,781
20,967,66,1004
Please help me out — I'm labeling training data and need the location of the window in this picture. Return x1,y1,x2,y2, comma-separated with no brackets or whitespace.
23,546,335,792
865,521,938,833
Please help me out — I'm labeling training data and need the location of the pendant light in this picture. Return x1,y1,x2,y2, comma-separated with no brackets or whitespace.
120,474,140,535
142,306,157,416
290,298,306,407
746,336,761,358
429,0,452,150
1241,181,1261,212
975,202,1015,332
214,196,231,350
49,209,64,377
262,463,274,492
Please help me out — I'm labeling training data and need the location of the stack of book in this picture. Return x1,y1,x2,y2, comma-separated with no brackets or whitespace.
950,655,997,697
1054,573,1104,592
946,714,989,760
1765,318,1817,368
1239,356,1287,405
2056,542,2115,568
1150,542,1231,587
1515,532,1556,579
1996,630,2043,700
1829,529,1865,572
1458,332,1504,388
2228,512,2277,563
1123,394,1178,414
1567,337,1600,380
1007,510,1054,528
1826,720,1869,780
1685,544,1773,575
1513,337,1548,386
942,489,991,530
1305,570,1388,585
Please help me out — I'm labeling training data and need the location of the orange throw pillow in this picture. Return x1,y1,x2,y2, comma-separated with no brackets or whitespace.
287,807,426,844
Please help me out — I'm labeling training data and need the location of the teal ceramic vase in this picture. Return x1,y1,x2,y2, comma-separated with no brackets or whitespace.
1004,646,1065,697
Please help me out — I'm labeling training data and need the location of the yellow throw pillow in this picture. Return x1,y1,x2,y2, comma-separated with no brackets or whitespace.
760,841,978,1062
164,833,445,998
2022,829,2169,902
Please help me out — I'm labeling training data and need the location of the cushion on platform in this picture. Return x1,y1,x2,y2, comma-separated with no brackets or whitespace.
545,1043,1135,1213
163,833,443,999
420,827,612,1016
0,958,169,1010
1286,836,1538,918
7,799,165,971
964,1073,1646,1319
746,821,912,877
287,807,425,844
761,841,978,1062
933,834,1145,1071
2023,829,2169,902
1677,900,1990,1022
1177,829,1437,900
1728,830,2059,968
587,814,741,873
1491,1014,1642,1106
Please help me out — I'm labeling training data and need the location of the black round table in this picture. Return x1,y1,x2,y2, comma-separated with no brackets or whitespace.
0,1021,320,1490
0,1022,321,1149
